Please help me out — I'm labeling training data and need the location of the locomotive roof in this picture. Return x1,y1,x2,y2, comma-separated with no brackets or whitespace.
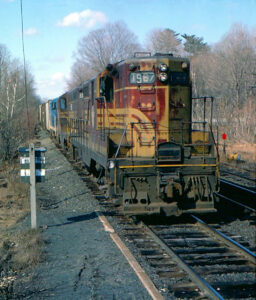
115,53,189,68
60,53,189,97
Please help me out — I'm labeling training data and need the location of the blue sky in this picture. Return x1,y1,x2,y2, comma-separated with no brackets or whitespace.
1,0,255,100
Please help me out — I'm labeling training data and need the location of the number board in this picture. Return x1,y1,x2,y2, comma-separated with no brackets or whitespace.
129,72,155,84
169,72,189,85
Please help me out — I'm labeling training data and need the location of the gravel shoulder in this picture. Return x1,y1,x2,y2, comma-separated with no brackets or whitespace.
13,132,152,300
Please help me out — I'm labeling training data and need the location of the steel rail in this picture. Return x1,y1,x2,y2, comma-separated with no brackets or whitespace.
191,215,256,264
215,192,255,213
221,162,255,174
139,222,224,300
220,168,256,183
220,178,256,195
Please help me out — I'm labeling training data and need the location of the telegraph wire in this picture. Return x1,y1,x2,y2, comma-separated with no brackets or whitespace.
20,0,31,138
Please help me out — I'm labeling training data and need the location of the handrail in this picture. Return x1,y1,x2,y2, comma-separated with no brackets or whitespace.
114,125,128,159
113,121,219,161
185,121,218,149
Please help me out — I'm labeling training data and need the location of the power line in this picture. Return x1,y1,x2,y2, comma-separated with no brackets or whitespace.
20,0,31,139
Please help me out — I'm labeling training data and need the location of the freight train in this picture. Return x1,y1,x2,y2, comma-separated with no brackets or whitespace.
39,52,219,216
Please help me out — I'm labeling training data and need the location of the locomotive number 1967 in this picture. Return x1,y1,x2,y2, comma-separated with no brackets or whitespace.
129,72,155,84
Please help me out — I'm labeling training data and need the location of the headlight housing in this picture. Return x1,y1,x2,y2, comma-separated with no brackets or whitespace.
158,63,168,72
181,62,188,70
108,160,115,169
159,72,168,82
129,63,138,71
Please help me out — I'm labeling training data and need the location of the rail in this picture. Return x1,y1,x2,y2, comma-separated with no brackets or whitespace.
140,221,224,300
191,215,256,264
215,192,255,213
220,178,256,195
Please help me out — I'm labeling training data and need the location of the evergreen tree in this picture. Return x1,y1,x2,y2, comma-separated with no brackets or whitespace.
182,34,209,55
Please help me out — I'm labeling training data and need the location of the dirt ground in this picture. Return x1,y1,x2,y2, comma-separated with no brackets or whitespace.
0,132,152,300
220,142,256,162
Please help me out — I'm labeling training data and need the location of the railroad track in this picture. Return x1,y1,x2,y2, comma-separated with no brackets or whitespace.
117,215,256,299
220,162,255,176
220,168,256,184
220,163,256,191
218,179,256,211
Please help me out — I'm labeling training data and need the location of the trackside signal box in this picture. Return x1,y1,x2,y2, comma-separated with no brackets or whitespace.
19,147,47,183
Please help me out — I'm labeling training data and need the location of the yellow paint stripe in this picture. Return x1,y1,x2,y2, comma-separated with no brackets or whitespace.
114,85,166,93
96,211,164,300
119,164,217,169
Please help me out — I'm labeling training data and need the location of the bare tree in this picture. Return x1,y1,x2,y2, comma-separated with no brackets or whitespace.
67,60,95,89
67,21,141,88
213,24,256,107
146,28,183,55
0,44,39,162
190,24,256,143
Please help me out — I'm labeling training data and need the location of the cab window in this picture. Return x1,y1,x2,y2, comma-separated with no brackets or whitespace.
52,102,56,109
60,98,67,110
100,76,113,102
91,81,94,104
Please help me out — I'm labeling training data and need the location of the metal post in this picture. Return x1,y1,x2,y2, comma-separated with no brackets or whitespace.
203,97,206,163
210,97,213,127
29,143,37,228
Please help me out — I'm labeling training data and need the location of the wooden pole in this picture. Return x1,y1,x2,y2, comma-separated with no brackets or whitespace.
29,143,37,228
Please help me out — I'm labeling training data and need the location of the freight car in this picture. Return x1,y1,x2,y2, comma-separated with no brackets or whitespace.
40,53,220,216
39,98,57,134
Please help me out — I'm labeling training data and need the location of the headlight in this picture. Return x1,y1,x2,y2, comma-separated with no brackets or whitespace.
108,160,115,169
181,62,188,69
159,72,168,82
158,63,168,72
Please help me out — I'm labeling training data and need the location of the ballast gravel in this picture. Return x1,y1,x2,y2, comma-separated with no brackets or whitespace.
13,131,152,300
219,218,256,250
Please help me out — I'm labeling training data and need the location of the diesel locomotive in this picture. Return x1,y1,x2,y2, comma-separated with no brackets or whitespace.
40,53,219,216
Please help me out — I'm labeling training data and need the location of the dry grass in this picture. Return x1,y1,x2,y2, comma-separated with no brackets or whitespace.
10,229,45,270
0,229,44,271
0,162,30,229
0,229,45,299
219,142,256,163
0,162,45,297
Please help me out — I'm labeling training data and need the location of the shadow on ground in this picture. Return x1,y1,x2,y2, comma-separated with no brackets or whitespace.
44,211,98,228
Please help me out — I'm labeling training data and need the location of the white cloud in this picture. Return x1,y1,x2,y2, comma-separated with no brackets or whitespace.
50,72,65,83
57,9,107,29
37,72,68,99
24,27,38,36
